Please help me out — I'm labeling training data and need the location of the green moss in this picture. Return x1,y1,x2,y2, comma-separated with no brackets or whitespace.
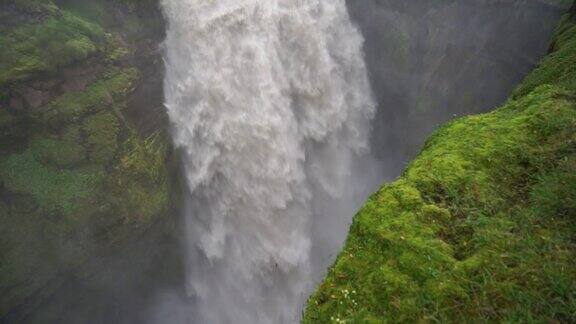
118,132,168,183
105,33,131,63
83,112,120,164
28,136,86,167
84,131,169,243
62,124,82,144
0,6,105,85
0,0,167,318
38,68,140,126
531,157,576,218
305,17,576,324
0,149,104,220
110,131,169,223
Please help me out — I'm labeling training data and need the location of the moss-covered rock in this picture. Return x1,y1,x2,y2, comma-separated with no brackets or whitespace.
0,0,171,320
0,148,105,219
28,136,86,167
305,14,576,324
84,112,120,164
0,2,105,86
37,67,139,127
91,131,170,243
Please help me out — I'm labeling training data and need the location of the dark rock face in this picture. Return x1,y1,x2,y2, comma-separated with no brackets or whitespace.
347,0,567,177
125,47,167,137
60,64,106,92
0,1,183,323
0,2,49,27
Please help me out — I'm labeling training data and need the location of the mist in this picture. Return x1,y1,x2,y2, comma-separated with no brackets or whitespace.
347,0,565,177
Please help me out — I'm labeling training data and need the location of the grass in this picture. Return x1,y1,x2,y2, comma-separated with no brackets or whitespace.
110,131,169,224
86,131,170,244
304,15,576,324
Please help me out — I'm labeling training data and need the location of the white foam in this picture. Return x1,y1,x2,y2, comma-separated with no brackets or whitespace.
161,1,378,322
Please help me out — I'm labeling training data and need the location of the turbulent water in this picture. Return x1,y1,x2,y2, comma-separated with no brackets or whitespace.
161,0,379,323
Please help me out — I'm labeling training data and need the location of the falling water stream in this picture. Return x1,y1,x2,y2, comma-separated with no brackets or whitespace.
161,0,380,323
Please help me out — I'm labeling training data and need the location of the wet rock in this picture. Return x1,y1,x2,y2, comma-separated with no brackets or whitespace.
17,86,50,109
125,60,168,136
61,64,105,93
31,79,61,91
0,109,20,140
346,0,565,175
0,3,49,29
8,193,39,215
8,95,25,112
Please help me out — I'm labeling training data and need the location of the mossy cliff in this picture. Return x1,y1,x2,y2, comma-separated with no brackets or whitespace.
305,12,576,324
0,0,179,321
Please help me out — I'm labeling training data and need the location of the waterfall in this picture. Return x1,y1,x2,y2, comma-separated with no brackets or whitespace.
161,0,379,322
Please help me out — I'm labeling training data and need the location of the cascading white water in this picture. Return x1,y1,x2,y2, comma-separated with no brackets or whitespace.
161,0,379,323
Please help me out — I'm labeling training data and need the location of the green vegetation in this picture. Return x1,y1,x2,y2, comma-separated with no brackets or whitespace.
84,112,120,164
38,68,139,127
0,0,170,318
305,15,576,324
29,136,85,167
109,131,169,224
105,33,131,63
79,130,170,245
0,148,104,220
0,2,105,85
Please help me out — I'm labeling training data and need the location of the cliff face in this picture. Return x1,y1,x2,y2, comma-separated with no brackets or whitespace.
305,14,576,323
347,0,567,176
0,1,182,322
